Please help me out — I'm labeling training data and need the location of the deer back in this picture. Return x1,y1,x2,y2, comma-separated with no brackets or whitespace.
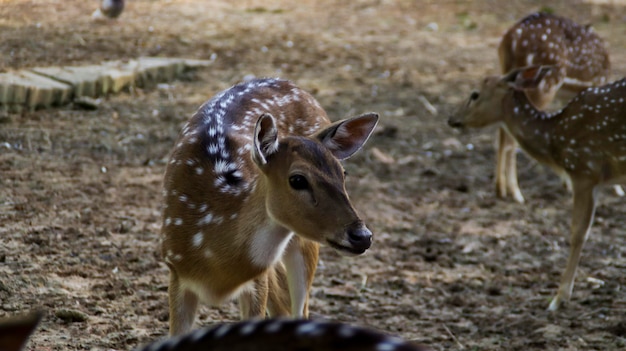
499,12,610,108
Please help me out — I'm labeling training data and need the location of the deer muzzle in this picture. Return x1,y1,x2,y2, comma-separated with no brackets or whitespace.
327,221,372,256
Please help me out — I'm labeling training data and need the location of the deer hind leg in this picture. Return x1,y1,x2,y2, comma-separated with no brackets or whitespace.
238,274,269,319
281,236,319,317
548,180,597,311
266,263,291,317
168,270,199,336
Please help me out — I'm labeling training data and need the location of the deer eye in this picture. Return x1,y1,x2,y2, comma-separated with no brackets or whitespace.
289,174,309,190
470,91,480,100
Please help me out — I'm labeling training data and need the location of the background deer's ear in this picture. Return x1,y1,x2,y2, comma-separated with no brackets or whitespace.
314,113,379,160
252,114,279,166
503,65,558,91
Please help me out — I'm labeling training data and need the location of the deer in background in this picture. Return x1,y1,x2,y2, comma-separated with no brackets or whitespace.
448,65,626,310
161,78,378,335
495,12,616,203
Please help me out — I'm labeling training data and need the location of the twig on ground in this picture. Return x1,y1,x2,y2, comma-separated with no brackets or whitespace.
442,323,465,350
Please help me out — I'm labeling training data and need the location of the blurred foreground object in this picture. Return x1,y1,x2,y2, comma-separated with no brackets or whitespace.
92,0,125,20
134,318,433,351
0,312,42,351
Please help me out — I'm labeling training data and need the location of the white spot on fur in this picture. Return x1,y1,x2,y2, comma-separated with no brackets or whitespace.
376,340,401,351
376,337,404,351
213,324,232,338
265,320,283,333
240,322,258,335
296,321,323,335
338,325,356,338
192,232,203,248
198,213,213,226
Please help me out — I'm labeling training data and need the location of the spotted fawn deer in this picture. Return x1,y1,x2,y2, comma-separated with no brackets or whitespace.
448,65,626,310
134,319,432,351
495,12,613,203
161,78,378,335
0,312,41,351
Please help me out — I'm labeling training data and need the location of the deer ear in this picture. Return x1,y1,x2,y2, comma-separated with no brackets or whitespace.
503,65,557,90
313,113,379,160
253,114,279,166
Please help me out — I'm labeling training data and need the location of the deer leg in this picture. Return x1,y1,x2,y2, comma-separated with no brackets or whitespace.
548,180,597,311
282,236,319,317
299,239,319,317
168,270,199,336
497,128,524,203
238,274,269,319
504,136,525,204
266,264,291,317
495,127,509,199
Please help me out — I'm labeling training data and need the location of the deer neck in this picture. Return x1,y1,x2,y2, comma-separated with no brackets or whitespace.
238,174,294,269
501,91,559,165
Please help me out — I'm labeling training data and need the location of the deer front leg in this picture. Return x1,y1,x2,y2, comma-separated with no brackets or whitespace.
168,269,199,336
239,274,269,319
504,137,525,204
495,127,509,199
548,181,597,311
498,128,525,203
281,236,319,317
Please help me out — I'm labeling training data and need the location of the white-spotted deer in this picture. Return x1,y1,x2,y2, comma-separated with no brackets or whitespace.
161,78,378,335
495,12,613,203
134,319,432,351
448,65,626,310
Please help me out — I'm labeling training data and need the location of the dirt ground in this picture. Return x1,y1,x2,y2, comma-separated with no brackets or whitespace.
2,0,626,350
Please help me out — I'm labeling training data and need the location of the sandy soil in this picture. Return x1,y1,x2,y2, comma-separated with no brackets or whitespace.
1,0,626,350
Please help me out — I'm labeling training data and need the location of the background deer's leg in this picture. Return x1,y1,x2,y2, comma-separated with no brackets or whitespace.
548,179,597,311
168,270,199,336
503,133,525,204
497,128,522,201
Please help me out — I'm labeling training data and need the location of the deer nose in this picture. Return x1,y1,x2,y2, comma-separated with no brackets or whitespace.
347,224,372,252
